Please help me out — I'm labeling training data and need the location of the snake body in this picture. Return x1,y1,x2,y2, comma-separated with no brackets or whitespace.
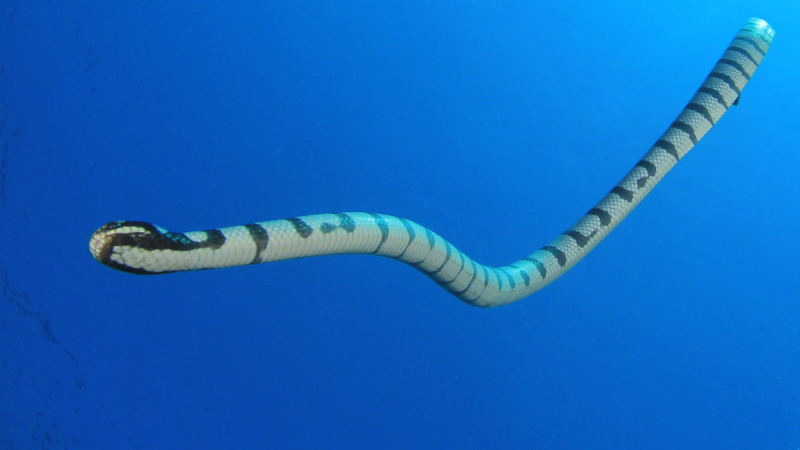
90,19,774,308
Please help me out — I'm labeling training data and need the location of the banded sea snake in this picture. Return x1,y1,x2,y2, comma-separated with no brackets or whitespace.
90,19,774,308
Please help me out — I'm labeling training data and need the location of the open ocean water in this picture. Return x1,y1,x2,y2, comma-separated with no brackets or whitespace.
1,1,799,448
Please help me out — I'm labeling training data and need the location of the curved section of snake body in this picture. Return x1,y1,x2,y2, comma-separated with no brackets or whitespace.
90,19,774,308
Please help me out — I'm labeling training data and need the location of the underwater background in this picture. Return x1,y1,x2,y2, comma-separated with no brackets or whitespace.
1,1,799,448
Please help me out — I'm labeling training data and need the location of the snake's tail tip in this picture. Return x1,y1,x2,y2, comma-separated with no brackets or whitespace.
746,18,775,43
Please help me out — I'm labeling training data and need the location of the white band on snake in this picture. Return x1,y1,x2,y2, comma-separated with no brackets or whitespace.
90,19,774,308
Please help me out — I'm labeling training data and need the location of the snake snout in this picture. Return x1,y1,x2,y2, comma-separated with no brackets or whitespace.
89,221,165,274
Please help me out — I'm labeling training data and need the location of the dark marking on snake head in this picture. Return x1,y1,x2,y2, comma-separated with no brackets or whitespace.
287,218,313,238
89,221,195,274
163,231,197,248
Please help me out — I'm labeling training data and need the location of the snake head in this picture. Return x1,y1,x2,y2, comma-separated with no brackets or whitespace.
89,221,172,274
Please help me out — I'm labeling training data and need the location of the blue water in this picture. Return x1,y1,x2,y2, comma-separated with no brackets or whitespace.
2,1,799,448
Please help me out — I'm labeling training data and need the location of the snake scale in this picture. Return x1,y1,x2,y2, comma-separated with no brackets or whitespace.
90,19,774,308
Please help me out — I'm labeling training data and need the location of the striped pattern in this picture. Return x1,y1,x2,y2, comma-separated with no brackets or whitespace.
89,19,774,308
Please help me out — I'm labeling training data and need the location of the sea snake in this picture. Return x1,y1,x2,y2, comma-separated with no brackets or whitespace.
90,19,774,308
